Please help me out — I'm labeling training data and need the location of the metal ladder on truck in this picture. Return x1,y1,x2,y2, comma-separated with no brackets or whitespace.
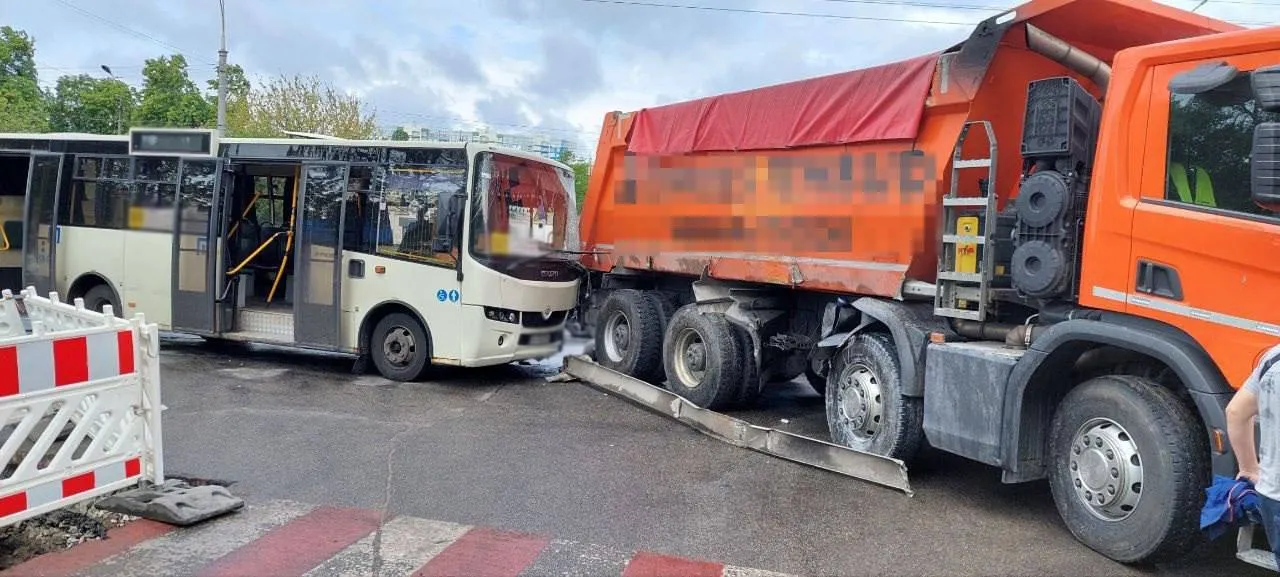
935,121,998,322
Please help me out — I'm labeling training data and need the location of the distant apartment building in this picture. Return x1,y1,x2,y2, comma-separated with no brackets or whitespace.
396,124,578,161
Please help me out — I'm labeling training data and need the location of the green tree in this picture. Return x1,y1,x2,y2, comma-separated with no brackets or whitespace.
555,149,590,212
390,126,409,140
48,74,136,134
133,54,213,128
204,63,252,132
232,74,379,139
0,26,49,132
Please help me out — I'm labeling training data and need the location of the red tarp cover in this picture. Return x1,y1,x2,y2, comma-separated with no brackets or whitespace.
627,52,941,155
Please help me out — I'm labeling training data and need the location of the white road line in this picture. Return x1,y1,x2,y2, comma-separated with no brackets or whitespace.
303,515,473,577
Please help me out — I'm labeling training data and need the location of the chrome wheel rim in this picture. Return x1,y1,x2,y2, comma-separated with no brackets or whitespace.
1069,417,1144,521
836,363,884,442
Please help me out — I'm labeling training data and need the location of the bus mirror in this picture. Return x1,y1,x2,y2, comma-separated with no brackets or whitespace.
1251,65,1280,113
1250,122,1280,212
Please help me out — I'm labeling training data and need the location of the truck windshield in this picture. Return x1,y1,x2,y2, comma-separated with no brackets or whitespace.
470,151,576,261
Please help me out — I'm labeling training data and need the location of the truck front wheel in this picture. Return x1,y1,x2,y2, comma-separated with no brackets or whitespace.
1046,374,1210,564
662,305,745,410
825,332,923,462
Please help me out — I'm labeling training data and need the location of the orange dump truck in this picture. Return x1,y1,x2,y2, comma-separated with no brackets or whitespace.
574,0,1280,567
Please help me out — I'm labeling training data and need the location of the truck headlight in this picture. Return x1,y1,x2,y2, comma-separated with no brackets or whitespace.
484,306,520,324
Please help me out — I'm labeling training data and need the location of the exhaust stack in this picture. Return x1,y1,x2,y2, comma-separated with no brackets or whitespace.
1025,24,1111,92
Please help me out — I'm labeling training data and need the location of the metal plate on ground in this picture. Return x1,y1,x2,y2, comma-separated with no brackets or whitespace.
561,355,913,495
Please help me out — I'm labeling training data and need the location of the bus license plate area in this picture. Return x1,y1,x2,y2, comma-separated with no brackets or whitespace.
523,332,555,346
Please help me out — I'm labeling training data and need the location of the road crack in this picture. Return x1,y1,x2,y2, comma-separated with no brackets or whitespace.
370,426,412,577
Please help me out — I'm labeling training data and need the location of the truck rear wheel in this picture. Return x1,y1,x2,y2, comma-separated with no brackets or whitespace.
825,332,923,462
595,289,665,383
1046,374,1209,564
662,305,745,410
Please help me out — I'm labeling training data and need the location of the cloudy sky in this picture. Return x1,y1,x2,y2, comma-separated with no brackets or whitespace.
6,0,1277,155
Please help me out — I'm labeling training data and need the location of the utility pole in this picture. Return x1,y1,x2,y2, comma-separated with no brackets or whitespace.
216,0,228,136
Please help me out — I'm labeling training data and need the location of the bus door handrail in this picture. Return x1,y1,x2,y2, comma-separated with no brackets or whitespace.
0,223,10,251
266,167,300,304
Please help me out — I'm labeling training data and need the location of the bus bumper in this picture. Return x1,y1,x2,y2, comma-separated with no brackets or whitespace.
460,306,569,367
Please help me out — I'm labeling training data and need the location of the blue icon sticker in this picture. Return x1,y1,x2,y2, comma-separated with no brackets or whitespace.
448,290,460,303
436,289,448,302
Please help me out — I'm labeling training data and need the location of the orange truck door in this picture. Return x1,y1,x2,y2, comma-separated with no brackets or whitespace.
1123,53,1280,390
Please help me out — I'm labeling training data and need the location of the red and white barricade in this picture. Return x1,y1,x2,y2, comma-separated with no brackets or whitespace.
0,286,163,528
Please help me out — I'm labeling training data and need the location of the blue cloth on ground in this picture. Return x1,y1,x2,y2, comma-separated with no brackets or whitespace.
1201,474,1262,540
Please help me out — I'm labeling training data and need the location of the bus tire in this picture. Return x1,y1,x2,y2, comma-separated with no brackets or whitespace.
370,312,431,382
662,305,744,410
82,284,120,317
1046,374,1209,564
594,289,665,383
825,332,923,462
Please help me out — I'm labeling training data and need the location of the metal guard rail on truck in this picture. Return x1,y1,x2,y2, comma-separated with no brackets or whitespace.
562,355,913,495
0,286,164,529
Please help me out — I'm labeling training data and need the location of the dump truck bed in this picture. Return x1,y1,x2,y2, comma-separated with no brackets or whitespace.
577,0,1237,299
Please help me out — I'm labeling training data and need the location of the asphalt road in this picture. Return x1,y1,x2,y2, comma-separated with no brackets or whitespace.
153,336,1272,577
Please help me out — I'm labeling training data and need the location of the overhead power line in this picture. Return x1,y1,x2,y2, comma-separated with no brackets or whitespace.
51,0,216,66
576,0,977,25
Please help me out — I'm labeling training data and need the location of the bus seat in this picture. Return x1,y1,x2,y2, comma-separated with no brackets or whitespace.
2,220,22,250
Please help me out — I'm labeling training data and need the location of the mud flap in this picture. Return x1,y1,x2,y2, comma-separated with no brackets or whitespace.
96,480,245,526
561,355,913,495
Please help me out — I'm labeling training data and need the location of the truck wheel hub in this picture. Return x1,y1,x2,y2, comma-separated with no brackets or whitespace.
838,364,883,440
603,312,630,362
1069,418,1143,521
672,328,707,388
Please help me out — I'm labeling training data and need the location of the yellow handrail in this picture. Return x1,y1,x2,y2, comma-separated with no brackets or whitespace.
266,166,301,304
225,231,286,277
0,223,10,251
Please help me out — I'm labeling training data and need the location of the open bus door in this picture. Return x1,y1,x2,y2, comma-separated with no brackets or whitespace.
294,162,348,348
21,153,62,295
172,157,226,335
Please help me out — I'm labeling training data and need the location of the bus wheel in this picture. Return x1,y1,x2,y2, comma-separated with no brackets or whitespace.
825,332,923,461
662,305,745,410
82,284,120,317
370,312,431,382
594,289,665,383
1046,374,1209,564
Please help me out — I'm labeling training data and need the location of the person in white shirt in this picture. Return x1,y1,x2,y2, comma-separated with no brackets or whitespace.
1227,343,1280,566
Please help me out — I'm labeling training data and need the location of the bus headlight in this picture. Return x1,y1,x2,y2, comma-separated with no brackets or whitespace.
484,306,520,324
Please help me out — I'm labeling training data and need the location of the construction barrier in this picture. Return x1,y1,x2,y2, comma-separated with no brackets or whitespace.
0,286,163,529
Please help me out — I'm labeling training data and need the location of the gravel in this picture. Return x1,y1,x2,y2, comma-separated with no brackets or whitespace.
0,496,138,571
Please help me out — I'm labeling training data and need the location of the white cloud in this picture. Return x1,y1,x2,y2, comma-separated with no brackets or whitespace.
6,0,1276,156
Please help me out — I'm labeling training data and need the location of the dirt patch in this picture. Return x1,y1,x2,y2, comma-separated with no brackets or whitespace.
0,497,138,571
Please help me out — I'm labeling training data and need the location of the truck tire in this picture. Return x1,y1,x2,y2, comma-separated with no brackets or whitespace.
370,312,431,382
825,332,923,462
595,289,665,383
729,322,761,408
1046,374,1210,564
804,365,826,398
662,304,745,410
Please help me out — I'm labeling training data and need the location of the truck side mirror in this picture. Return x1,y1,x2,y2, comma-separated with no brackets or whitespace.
1251,122,1280,212
432,191,464,253
1251,64,1280,113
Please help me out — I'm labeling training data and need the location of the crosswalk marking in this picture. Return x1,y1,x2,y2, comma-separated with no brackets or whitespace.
3,499,799,577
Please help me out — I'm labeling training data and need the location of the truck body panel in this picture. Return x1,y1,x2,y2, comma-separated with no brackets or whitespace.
579,0,1237,299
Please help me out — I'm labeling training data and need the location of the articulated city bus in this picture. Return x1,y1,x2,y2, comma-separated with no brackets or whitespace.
0,128,582,381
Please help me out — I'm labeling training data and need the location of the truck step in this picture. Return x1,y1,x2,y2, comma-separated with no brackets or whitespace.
942,234,986,244
937,271,983,283
1237,525,1279,572
942,197,990,207
954,158,992,169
